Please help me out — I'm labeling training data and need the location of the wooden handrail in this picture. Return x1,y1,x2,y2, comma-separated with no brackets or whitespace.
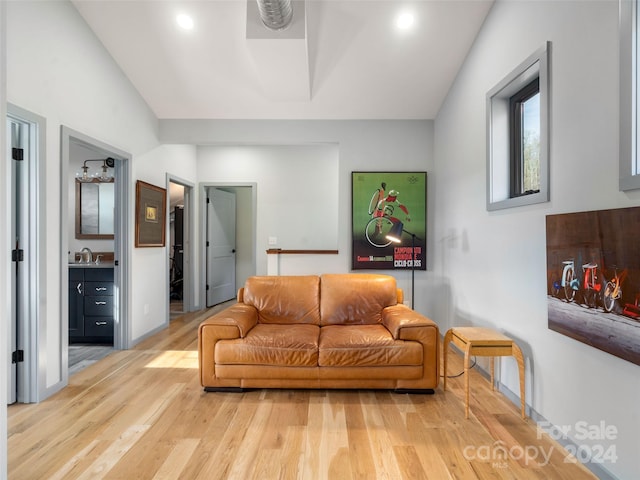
266,249,338,255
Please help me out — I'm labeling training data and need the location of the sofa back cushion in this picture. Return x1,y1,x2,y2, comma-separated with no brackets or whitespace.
320,274,397,326
243,275,321,325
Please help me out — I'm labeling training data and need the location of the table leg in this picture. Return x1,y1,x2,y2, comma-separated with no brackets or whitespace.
443,329,453,391
512,342,526,419
490,356,495,391
464,344,471,419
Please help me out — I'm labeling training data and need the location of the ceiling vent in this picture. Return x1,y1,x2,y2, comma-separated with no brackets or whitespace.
256,0,293,30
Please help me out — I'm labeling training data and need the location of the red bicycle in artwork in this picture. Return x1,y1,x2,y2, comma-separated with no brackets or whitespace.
580,262,603,308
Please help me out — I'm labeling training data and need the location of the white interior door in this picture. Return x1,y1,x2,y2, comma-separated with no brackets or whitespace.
8,119,17,405
8,117,28,405
206,188,236,307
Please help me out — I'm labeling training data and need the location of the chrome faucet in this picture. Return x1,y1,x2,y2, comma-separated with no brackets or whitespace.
80,247,93,264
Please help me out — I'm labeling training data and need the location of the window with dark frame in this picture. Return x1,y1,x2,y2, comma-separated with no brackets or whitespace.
509,77,541,198
487,42,549,210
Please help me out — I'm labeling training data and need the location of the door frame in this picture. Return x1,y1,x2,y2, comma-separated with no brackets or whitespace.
199,182,256,310
7,104,46,403
166,174,194,316
60,127,131,380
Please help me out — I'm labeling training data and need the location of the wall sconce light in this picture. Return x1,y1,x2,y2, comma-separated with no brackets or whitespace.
76,157,115,183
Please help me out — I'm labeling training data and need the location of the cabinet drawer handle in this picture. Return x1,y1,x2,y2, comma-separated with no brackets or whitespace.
95,287,107,291
77,282,82,294
95,321,108,326
94,301,107,305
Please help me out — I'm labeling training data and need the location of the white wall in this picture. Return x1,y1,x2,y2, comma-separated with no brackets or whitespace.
162,120,435,307
433,1,638,478
6,0,163,393
131,144,197,342
197,144,339,275
234,186,254,290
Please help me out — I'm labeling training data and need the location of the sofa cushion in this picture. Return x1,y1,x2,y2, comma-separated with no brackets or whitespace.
215,324,320,367
318,325,423,367
243,275,321,325
320,274,397,326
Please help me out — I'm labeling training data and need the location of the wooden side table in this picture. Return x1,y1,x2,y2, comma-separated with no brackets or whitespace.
443,327,526,419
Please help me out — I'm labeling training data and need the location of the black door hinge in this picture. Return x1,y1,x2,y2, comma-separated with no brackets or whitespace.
12,148,24,161
206,285,210,291
12,350,24,364
11,249,24,262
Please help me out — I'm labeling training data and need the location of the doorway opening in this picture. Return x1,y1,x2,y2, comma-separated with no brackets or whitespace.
202,184,256,308
169,181,183,318
61,127,131,382
167,174,194,319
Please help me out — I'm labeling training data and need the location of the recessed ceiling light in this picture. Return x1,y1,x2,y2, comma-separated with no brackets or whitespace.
176,13,194,30
396,11,415,31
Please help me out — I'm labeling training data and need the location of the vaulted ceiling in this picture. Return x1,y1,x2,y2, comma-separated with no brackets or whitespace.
72,0,493,120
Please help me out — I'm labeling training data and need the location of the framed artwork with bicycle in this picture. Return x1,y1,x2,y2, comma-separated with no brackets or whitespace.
546,206,640,366
351,171,427,270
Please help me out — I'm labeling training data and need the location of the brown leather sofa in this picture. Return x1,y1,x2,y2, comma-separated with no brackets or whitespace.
198,274,439,392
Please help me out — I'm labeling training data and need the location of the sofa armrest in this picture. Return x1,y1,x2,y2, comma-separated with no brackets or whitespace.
198,303,258,387
382,304,438,339
382,304,440,389
198,303,258,338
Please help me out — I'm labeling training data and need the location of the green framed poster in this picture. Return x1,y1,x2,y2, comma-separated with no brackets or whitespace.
352,171,427,270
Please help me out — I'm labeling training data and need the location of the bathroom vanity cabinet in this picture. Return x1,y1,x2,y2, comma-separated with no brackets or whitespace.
69,266,114,343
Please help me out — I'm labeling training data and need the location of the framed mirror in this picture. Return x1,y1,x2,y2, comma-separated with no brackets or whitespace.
75,179,115,239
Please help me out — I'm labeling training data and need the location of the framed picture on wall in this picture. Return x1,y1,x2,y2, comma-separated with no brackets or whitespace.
546,206,640,366
351,171,427,270
135,180,167,247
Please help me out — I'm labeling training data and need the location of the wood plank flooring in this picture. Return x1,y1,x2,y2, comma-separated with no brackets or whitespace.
68,345,115,376
8,303,597,479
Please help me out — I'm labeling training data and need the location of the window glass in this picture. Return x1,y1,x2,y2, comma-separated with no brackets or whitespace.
522,92,541,193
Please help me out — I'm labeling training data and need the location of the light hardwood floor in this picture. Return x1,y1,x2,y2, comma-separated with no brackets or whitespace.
8,304,596,479
68,345,115,376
